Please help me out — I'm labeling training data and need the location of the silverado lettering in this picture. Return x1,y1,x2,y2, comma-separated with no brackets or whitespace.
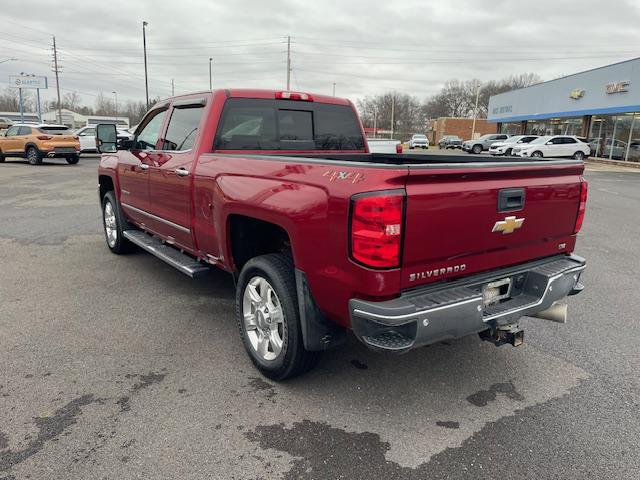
96,88,588,380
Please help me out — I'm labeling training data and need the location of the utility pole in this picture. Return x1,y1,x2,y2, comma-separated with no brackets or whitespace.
286,36,291,90
390,94,395,139
209,57,213,90
373,105,378,139
143,21,149,108
52,36,62,125
471,80,481,140
332,82,336,96
171,79,175,96
112,91,118,124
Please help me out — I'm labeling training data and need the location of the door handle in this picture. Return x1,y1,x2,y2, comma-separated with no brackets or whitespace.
175,167,190,177
138,163,149,170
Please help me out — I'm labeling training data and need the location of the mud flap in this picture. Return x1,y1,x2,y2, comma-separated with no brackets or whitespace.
295,269,347,351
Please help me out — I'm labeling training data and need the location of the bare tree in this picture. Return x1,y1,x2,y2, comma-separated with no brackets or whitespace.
357,92,426,140
424,73,542,119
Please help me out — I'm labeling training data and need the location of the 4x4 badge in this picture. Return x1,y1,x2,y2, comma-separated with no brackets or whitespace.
492,216,524,234
323,170,365,184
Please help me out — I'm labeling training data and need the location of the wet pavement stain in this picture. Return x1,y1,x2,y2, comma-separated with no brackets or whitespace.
0,432,8,450
0,394,98,472
247,377,277,401
466,381,525,407
436,421,460,429
350,359,369,370
126,372,167,392
246,419,420,480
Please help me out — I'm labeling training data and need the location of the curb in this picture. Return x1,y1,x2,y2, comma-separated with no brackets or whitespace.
586,157,640,169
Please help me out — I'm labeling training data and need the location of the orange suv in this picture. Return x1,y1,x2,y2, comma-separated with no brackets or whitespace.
0,123,81,165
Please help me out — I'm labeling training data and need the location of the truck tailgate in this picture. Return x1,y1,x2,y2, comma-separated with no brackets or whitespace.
401,161,585,290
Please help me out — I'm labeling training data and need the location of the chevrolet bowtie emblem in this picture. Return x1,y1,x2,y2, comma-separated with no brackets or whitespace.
492,216,525,234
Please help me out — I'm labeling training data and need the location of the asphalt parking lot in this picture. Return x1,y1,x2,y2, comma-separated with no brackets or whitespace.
1,154,639,479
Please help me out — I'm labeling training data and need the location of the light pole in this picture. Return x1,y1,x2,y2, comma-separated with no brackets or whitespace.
0,58,18,64
471,80,481,140
209,57,213,90
373,105,378,139
112,91,118,124
332,82,336,96
143,21,149,109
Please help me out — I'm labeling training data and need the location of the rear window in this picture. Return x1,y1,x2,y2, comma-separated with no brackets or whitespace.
38,126,71,135
214,98,365,151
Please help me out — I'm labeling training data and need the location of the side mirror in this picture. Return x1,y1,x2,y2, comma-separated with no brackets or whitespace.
546,141,553,145
96,124,117,153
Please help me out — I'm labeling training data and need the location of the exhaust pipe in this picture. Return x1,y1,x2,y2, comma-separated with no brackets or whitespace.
532,302,568,324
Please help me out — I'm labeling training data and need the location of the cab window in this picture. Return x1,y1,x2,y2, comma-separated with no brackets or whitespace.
135,109,167,150
18,126,32,135
163,105,204,151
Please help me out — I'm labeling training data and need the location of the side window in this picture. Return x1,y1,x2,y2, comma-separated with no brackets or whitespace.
564,137,576,144
18,126,32,136
82,128,95,136
163,106,204,151
550,137,563,144
135,109,167,150
5,126,19,137
498,135,508,140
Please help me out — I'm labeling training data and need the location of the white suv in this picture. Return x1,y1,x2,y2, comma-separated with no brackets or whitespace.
512,135,590,160
408,134,429,149
489,135,538,156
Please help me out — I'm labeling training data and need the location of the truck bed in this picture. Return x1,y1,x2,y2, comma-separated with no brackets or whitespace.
260,152,581,165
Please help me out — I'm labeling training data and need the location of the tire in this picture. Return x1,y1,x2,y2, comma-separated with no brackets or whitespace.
573,151,585,160
26,146,42,165
236,254,320,381
409,146,414,150
0,150,4,163
531,151,543,158
66,154,80,165
101,191,134,254
472,144,482,154
505,148,513,156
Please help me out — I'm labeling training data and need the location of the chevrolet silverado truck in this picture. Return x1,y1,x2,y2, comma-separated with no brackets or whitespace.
96,89,587,380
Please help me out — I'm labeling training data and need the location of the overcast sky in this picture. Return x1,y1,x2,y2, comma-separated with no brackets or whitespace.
1,0,639,110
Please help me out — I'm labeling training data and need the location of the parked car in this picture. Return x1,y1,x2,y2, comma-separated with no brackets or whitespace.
76,125,133,153
96,89,587,380
512,135,590,159
367,138,403,153
489,135,539,156
438,135,462,149
0,123,80,164
408,134,429,149
462,134,510,154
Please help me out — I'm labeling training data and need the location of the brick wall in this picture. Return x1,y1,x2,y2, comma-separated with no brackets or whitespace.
428,117,497,144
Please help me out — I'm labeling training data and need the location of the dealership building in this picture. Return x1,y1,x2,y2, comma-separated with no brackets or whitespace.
488,57,640,162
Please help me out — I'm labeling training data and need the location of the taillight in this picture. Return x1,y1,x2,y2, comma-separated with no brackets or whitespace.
275,91,314,101
37,135,53,140
574,179,588,234
350,191,405,269
396,143,403,154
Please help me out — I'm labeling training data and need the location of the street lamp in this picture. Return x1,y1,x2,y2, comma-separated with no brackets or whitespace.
112,91,118,124
209,57,213,90
0,58,18,64
143,21,149,108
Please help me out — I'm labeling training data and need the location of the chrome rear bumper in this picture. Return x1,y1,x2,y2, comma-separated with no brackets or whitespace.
349,255,586,352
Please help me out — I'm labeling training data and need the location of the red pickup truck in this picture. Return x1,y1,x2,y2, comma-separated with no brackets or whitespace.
96,89,587,380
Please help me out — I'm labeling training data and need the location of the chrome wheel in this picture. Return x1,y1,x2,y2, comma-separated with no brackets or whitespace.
242,276,285,361
103,201,118,248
